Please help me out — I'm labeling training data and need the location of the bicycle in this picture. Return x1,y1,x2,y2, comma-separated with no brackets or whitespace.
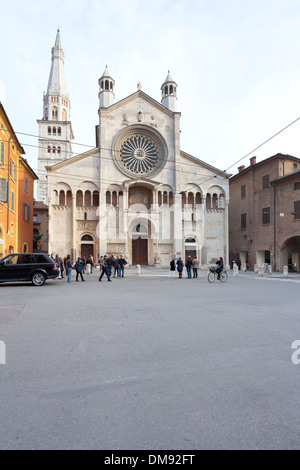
207,266,228,283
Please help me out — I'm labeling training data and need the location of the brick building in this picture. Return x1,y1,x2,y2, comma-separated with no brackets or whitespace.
229,154,300,272
33,200,48,253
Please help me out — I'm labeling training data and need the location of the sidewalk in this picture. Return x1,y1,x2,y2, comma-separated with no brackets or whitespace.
89,265,300,280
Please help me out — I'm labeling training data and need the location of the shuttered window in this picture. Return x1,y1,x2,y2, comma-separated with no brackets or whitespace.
262,207,270,224
0,141,4,164
0,178,8,202
294,201,300,220
263,174,270,189
241,213,247,229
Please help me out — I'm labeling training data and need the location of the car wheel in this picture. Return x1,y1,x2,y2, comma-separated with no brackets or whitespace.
31,272,46,286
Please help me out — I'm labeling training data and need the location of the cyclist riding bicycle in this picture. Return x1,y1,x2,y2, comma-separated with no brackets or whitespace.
216,256,224,280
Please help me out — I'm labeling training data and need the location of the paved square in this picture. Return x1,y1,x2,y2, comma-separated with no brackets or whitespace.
0,268,299,449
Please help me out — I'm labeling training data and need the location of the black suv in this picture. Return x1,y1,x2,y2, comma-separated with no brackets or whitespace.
0,253,59,286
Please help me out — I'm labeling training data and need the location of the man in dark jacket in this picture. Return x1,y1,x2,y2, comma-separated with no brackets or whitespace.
185,256,193,279
75,257,85,282
99,255,112,282
118,255,127,278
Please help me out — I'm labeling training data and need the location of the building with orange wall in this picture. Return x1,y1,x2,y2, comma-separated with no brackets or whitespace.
0,102,23,258
0,101,37,258
18,157,38,253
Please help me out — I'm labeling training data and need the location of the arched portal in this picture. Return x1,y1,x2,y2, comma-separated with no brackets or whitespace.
131,222,148,265
279,236,300,272
81,234,94,261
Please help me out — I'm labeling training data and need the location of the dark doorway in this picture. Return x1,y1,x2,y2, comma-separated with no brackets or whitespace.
132,238,148,265
81,244,94,260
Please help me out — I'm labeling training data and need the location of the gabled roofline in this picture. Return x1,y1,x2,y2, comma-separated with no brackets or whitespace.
46,147,99,171
230,153,300,181
180,150,231,179
0,101,25,154
99,90,180,118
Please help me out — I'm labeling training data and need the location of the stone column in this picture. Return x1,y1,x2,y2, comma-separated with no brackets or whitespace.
72,195,77,261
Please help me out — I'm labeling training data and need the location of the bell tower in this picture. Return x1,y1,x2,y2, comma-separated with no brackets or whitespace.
37,29,74,204
161,70,178,112
98,66,115,108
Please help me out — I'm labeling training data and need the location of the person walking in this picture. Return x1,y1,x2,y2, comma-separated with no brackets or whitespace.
113,256,120,278
80,256,86,274
170,258,176,278
75,257,85,282
193,256,199,278
176,257,184,279
65,254,73,283
185,256,193,279
99,255,112,282
87,255,94,273
118,255,127,278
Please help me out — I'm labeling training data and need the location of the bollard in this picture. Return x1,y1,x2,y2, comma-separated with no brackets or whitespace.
254,264,259,273
233,263,239,277
283,266,288,278
241,264,247,272
258,265,264,277
136,264,141,276
86,264,91,275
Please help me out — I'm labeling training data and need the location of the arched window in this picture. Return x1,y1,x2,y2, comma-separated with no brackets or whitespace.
188,192,194,206
53,127,56,135
106,191,111,205
157,191,161,206
196,192,202,205
101,80,104,89
57,147,61,154
186,238,196,243
85,190,91,206
76,190,83,206
93,191,99,207
105,80,109,90
212,194,218,209
52,107,58,119
206,194,211,209
219,194,225,209
66,191,72,205
52,147,56,153
58,127,61,136
59,190,65,205
181,192,187,208
112,191,117,207
170,85,173,94
81,235,93,242
62,109,66,121
110,82,113,90
47,146,51,153
164,86,168,96
48,127,51,135
169,192,174,207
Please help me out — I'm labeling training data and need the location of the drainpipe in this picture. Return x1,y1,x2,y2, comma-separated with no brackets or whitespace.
271,181,276,271
6,136,13,237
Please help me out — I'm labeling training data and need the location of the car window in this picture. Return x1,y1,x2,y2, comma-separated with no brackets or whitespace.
2,255,19,265
35,255,49,263
19,254,33,264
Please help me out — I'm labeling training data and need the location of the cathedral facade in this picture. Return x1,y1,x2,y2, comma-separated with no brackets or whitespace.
39,32,230,267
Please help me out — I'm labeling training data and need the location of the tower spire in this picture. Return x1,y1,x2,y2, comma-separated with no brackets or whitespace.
37,30,74,204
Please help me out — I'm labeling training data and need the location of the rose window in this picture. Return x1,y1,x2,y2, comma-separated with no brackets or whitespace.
112,126,168,178
120,135,159,175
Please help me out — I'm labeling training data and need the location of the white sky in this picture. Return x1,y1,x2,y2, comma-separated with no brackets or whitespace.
1,0,300,180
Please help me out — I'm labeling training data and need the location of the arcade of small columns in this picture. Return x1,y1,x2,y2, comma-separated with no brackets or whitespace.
48,183,227,262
